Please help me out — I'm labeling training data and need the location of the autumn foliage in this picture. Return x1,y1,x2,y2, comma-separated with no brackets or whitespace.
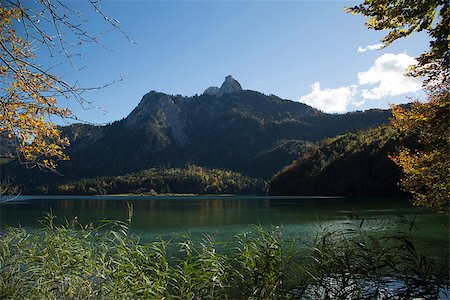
0,5,70,170
390,90,449,211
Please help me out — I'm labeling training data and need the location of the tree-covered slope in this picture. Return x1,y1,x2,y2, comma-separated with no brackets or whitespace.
268,126,411,197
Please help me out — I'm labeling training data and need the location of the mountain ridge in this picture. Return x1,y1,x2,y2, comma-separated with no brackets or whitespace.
5,76,393,192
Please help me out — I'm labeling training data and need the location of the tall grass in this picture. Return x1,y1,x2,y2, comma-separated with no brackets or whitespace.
0,209,448,299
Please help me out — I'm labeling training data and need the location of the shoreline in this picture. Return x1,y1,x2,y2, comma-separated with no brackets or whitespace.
1,194,405,202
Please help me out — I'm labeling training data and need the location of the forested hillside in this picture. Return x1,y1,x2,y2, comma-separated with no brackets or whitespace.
268,126,414,197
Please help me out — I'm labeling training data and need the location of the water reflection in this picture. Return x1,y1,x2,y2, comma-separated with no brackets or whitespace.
1,196,448,258
0,196,430,230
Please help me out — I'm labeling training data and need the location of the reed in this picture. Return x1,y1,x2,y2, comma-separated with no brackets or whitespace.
0,209,448,299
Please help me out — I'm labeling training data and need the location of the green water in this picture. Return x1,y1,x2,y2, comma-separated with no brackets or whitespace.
1,195,448,258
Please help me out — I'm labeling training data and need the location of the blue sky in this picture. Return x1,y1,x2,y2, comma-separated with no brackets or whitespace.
37,1,429,124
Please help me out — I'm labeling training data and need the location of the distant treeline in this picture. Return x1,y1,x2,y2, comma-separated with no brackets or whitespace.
51,165,266,195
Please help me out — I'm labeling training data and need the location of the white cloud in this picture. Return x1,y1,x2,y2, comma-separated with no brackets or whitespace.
357,43,384,53
299,82,357,113
298,53,423,113
357,53,422,100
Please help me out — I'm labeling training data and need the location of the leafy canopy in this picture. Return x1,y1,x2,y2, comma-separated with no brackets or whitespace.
389,90,448,211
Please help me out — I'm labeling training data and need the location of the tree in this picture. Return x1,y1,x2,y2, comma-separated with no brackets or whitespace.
0,0,132,171
346,1,449,211
390,90,448,211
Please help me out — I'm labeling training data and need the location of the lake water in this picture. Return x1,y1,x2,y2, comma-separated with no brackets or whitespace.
1,195,448,259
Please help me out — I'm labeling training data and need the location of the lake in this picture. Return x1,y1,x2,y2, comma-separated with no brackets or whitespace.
1,195,448,259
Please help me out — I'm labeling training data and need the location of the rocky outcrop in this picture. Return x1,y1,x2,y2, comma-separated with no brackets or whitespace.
125,92,189,148
203,86,220,96
218,75,242,95
203,75,243,97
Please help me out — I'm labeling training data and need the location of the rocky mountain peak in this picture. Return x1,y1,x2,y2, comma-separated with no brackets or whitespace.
203,75,243,96
220,75,242,94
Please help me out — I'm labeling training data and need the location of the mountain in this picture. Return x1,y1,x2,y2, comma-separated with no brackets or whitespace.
5,75,393,192
268,126,412,197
